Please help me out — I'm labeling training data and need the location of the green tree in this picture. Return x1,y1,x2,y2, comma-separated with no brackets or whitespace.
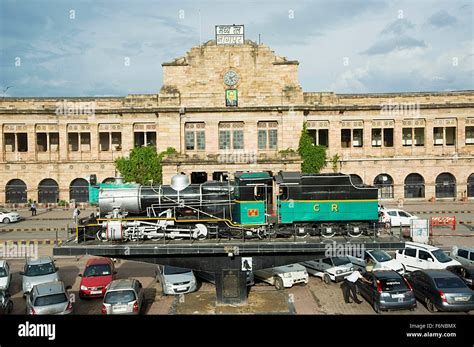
298,122,327,173
115,146,177,185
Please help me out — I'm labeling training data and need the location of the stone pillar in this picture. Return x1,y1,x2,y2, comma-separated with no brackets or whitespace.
26,124,36,161
90,123,99,160
59,124,68,161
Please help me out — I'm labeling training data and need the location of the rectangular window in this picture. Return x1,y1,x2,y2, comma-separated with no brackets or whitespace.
383,128,393,147
341,129,351,148
352,129,363,147
80,133,91,151
185,131,195,150
111,132,121,149
196,131,205,150
433,127,443,145
258,130,267,150
50,133,59,152
4,133,15,152
308,129,317,145
17,133,28,152
414,128,424,146
185,123,206,151
466,126,474,145
372,128,382,147
36,133,48,152
318,129,329,147
99,133,110,151
68,133,79,152
402,128,412,146
219,130,231,150
233,130,244,149
146,132,156,147
445,127,455,146
134,132,145,147
269,129,278,149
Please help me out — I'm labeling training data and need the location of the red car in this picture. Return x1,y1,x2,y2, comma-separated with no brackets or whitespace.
79,257,116,298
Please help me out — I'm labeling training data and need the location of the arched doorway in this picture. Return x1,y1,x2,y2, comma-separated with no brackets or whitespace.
69,178,89,203
349,174,363,187
404,173,425,198
467,174,474,198
435,173,456,199
38,179,59,203
374,174,394,199
5,179,27,203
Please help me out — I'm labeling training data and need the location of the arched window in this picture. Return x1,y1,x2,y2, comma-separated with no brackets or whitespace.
69,178,89,203
349,174,363,187
435,173,456,199
6,179,27,203
404,173,425,198
467,174,474,198
102,177,115,184
38,179,59,203
374,174,394,199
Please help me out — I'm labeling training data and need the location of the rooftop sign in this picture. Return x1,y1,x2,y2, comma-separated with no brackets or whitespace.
216,25,244,45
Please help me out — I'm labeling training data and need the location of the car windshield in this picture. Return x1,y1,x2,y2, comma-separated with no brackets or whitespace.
164,266,190,275
25,263,55,276
379,278,408,292
104,290,136,304
432,249,452,263
0,209,10,214
84,264,111,277
0,268,7,277
34,293,67,306
332,257,351,266
434,277,466,289
369,250,392,263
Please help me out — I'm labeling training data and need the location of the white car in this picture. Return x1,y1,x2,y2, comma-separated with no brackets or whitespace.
383,209,418,227
348,250,405,274
395,242,461,272
301,257,354,284
254,263,308,290
156,265,197,295
451,246,474,266
0,260,12,291
0,209,21,224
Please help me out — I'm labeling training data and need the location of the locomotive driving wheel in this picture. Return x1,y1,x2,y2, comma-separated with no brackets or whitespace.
320,224,336,238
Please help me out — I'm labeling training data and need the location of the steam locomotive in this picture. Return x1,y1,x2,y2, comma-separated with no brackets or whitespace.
79,171,379,242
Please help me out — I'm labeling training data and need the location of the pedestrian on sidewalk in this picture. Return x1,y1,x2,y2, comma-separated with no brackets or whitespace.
73,206,81,224
341,270,371,304
30,201,37,216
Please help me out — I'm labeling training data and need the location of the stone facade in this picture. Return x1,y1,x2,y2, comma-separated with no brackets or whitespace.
1,39,473,205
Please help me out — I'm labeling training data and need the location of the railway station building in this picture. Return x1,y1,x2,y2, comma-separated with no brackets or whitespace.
1,37,473,205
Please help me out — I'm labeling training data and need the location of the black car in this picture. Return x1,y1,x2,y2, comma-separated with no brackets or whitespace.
446,265,474,289
0,290,13,315
406,269,474,313
356,270,416,313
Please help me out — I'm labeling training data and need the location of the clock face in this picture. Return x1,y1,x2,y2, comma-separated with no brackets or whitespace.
223,70,239,86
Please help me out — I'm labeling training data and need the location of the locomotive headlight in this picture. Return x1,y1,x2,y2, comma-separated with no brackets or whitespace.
336,270,342,274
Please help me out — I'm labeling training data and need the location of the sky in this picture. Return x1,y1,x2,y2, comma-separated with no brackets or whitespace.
0,0,473,97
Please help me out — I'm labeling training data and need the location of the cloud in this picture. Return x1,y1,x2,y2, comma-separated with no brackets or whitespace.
362,36,426,55
427,10,457,28
380,19,415,36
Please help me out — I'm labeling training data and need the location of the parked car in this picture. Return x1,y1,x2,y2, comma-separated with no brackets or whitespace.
356,270,416,313
254,264,308,290
195,270,254,287
0,260,12,291
446,265,474,289
102,279,144,315
383,208,418,227
26,281,73,315
0,208,21,224
395,242,460,272
405,269,474,312
156,265,197,295
21,256,60,295
79,257,116,298
349,250,405,274
0,290,13,315
451,246,474,266
301,256,354,284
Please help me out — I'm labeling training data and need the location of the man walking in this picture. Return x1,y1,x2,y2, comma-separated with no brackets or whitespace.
30,201,37,216
342,269,371,304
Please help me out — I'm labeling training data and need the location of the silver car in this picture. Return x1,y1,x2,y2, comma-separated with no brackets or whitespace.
102,279,144,315
0,260,12,291
156,265,197,295
26,281,73,315
21,256,60,295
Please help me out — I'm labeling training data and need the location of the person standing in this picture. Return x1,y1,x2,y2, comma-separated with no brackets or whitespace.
73,206,81,224
31,201,37,216
342,270,371,304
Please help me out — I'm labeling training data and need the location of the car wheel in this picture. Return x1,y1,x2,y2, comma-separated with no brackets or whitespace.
2,218,10,224
426,298,437,313
274,277,284,291
373,301,381,314
323,274,331,285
